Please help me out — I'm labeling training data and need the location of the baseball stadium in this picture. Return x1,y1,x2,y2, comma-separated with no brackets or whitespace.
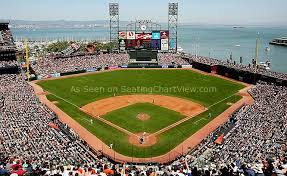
0,1,287,176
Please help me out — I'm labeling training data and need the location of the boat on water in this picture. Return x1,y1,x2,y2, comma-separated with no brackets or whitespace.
177,46,184,53
269,37,287,46
254,36,271,70
258,61,271,70
265,47,271,52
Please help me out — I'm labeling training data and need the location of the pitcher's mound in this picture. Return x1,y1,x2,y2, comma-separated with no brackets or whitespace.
129,132,157,147
137,113,150,121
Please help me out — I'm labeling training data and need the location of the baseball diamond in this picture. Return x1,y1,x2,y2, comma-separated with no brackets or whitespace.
34,69,248,161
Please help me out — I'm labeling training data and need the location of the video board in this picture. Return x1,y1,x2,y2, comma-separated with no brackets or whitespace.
119,30,169,51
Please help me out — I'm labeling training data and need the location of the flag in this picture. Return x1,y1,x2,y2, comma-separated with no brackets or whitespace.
48,122,59,130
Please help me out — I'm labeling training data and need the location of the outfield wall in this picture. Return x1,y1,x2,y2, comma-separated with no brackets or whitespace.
33,59,287,86
190,61,287,86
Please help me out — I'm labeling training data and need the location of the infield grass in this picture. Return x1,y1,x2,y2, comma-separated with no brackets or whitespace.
102,103,185,133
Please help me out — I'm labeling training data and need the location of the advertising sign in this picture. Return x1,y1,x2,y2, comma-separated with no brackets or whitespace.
143,33,152,40
136,33,152,40
127,31,136,40
119,32,127,39
182,65,193,68
160,31,169,39
136,33,144,40
126,40,137,48
151,39,161,50
108,66,119,70
52,73,60,78
135,39,143,48
86,68,97,72
161,39,169,51
152,31,161,40
142,40,151,49
37,75,43,80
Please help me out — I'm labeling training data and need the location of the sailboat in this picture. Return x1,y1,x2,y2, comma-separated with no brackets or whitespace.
254,35,271,70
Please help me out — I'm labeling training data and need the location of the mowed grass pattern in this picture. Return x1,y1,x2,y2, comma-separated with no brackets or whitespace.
102,103,185,133
38,70,245,158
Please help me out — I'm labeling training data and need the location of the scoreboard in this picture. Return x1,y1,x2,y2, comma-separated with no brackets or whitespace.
129,50,158,61
119,30,170,51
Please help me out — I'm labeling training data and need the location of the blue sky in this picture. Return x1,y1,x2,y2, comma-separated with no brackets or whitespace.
1,0,287,25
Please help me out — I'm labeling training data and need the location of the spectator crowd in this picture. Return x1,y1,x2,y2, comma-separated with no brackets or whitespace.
0,28,16,51
0,74,99,175
31,53,192,77
61,43,81,57
185,54,287,81
158,53,189,66
0,52,286,175
32,51,287,81
31,54,130,76
173,82,287,175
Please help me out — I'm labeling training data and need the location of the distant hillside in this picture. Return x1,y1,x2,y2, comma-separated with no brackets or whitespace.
0,20,195,29
0,20,135,29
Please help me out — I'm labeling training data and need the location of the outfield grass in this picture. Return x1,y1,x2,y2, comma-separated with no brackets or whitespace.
102,103,185,133
38,70,244,107
38,70,245,158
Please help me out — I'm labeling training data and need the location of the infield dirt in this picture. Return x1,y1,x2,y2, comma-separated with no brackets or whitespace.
80,94,206,117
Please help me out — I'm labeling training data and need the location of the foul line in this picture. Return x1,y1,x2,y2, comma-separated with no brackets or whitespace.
45,90,139,137
44,90,242,138
45,90,81,109
207,93,239,109
194,118,207,125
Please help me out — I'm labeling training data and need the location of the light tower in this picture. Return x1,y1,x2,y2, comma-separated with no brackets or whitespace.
109,3,119,51
168,2,178,53
254,33,260,70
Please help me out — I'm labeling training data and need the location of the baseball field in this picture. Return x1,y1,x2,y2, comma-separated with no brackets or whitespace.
37,69,245,158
